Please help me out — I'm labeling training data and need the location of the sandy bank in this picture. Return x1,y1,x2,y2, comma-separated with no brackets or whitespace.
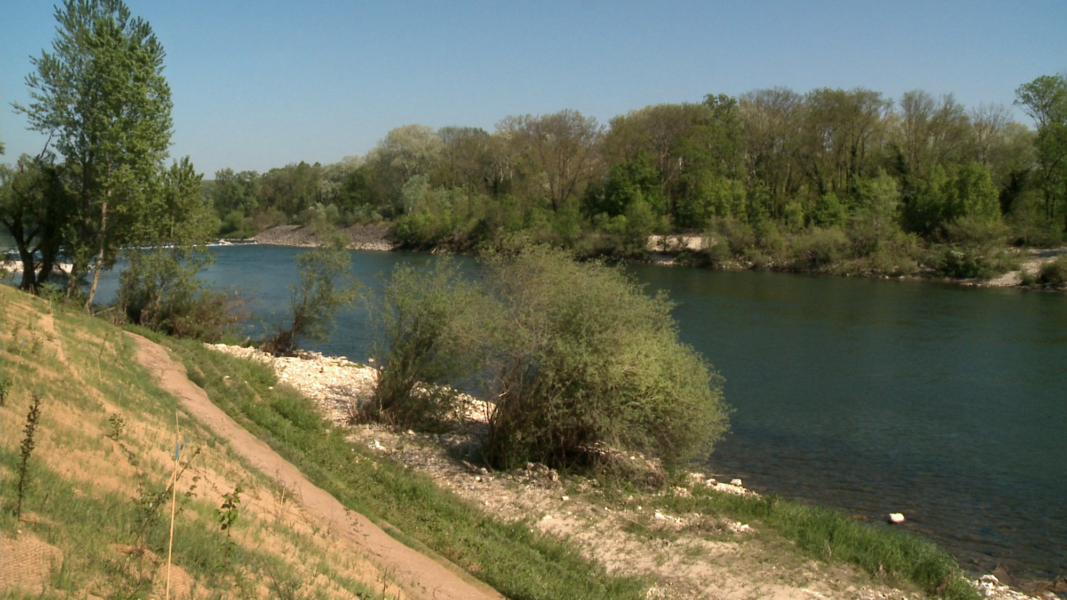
253,223,395,251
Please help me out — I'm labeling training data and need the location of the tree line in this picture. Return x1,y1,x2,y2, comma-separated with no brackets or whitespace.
205,78,1067,277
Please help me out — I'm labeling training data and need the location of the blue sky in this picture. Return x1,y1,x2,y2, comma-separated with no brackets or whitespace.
2,0,1065,176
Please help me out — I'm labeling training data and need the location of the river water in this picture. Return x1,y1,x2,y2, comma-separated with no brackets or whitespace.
91,244,1066,581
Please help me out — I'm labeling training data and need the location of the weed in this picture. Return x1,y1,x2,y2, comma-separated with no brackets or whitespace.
14,392,44,521
263,562,305,600
106,413,126,440
0,371,11,406
217,483,243,567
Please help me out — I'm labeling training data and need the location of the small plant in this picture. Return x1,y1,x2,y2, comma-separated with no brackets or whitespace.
0,372,12,406
217,484,243,567
129,445,202,550
106,413,126,440
14,392,43,521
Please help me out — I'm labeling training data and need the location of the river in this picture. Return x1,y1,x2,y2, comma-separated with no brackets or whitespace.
89,244,1066,581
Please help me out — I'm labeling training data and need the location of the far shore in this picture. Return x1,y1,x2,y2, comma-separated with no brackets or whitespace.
247,224,1067,292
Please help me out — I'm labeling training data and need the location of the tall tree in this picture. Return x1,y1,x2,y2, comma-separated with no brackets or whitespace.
800,88,891,201
15,0,174,307
497,110,603,211
1015,74,1067,227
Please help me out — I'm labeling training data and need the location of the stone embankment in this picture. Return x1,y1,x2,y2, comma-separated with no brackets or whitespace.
206,343,1056,600
253,224,394,251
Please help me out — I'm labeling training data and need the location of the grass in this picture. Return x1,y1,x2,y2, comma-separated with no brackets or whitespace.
601,483,980,600
0,286,400,599
164,337,649,600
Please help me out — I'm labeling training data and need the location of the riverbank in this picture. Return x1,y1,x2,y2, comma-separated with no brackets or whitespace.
206,342,1058,600
249,225,1067,292
252,223,395,250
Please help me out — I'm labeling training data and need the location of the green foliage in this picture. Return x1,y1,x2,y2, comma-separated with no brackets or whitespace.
16,0,176,306
262,225,360,355
791,227,850,271
809,193,846,228
1034,254,1067,289
0,155,72,293
14,392,44,521
364,260,485,430
480,244,729,473
217,484,243,566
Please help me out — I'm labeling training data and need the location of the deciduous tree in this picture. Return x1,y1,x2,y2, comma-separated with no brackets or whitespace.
15,0,174,307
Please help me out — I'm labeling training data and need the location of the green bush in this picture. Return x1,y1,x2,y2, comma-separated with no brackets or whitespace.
479,244,730,474
118,247,242,342
364,260,486,430
1037,254,1067,288
790,227,850,271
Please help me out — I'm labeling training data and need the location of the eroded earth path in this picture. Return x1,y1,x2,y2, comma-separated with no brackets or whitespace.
128,332,503,600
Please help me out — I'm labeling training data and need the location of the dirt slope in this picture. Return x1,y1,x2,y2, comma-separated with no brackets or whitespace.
128,332,503,600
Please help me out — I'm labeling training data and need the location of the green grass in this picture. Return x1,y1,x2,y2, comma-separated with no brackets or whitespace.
0,287,397,599
165,337,649,600
611,485,980,600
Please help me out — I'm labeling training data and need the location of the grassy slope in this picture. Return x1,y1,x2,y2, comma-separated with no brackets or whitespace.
0,286,402,599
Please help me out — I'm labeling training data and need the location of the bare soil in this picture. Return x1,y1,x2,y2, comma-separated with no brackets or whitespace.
253,223,394,250
130,333,502,600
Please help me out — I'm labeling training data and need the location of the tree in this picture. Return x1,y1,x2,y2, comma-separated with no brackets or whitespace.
497,110,603,211
118,158,237,341
1015,74,1067,230
740,88,805,216
800,88,891,200
0,154,72,292
15,0,174,307
364,260,487,429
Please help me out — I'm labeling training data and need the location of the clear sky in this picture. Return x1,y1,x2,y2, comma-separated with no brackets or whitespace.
2,0,1065,176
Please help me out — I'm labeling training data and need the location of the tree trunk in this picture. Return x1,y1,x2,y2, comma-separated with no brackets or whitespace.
16,242,38,294
86,195,109,310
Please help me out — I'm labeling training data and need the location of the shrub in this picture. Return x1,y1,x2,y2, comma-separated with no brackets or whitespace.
118,246,243,342
791,227,850,271
261,226,359,355
363,260,487,430
1037,255,1067,289
479,244,730,475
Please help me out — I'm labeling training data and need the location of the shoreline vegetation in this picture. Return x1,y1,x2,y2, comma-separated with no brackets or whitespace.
246,223,1067,292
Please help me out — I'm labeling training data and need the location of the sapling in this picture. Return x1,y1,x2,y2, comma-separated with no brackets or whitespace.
217,484,243,567
0,372,12,406
14,392,43,521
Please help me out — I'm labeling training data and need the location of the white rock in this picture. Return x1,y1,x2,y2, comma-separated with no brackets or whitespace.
730,478,743,486
888,512,905,524
561,495,569,501
654,512,666,520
